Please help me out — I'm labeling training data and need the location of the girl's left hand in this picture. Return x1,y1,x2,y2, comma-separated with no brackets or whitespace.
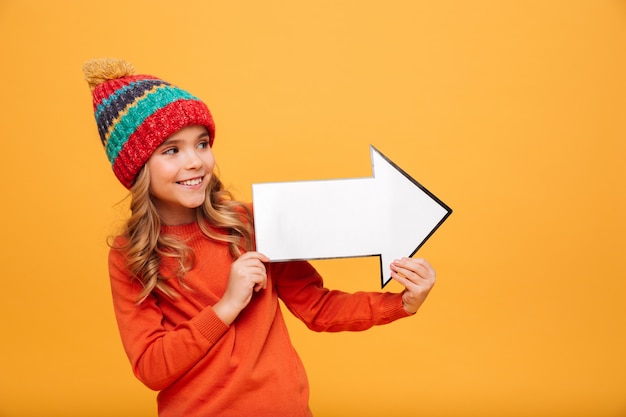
390,257,436,314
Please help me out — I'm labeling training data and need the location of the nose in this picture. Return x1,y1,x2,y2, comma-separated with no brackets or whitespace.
184,149,202,169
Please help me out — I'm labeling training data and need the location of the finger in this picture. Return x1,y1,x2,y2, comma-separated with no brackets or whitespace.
394,258,433,280
247,261,267,289
240,251,270,263
251,268,267,291
391,270,412,287
236,257,268,274
391,259,419,282
404,258,429,274
412,258,435,277
253,277,267,292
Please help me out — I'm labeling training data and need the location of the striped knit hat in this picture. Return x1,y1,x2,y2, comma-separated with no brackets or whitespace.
83,58,215,189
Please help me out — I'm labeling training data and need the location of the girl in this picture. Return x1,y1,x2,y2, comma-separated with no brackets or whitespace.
83,58,436,417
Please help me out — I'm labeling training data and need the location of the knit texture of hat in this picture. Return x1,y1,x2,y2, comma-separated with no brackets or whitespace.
83,58,215,189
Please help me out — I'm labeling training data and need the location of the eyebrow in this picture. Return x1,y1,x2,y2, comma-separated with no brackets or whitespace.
159,132,211,148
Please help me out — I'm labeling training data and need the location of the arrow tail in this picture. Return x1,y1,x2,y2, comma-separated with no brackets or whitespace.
253,177,381,261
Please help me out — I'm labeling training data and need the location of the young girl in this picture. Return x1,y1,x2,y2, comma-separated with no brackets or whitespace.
83,58,436,417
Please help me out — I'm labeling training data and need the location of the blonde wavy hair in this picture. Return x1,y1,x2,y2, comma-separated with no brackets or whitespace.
113,166,255,303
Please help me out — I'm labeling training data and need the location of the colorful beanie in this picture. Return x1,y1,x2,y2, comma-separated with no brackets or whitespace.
83,58,215,189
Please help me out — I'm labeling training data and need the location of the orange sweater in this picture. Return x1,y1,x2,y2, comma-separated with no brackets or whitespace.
108,221,410,417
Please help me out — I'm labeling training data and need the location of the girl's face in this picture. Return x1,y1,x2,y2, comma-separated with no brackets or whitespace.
146,124,215,225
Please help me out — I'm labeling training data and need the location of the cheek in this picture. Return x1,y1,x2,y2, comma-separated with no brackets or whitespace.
205,152,216,171
147,159,174,183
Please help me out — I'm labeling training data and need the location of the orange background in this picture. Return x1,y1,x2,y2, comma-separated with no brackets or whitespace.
1,1,625,416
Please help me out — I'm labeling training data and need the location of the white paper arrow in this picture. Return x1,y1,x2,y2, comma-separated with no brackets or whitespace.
252,145,452,287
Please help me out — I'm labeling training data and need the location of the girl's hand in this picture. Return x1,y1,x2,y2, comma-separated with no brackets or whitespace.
390,257,436,314
213,251,269,325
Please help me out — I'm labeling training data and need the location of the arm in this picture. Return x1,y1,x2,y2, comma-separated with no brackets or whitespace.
108,248,270,390
108,247,228,391
272,260,412,332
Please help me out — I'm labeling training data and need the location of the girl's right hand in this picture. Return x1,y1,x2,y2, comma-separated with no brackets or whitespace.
213,251,269,325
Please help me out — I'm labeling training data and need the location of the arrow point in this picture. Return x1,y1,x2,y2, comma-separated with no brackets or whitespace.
370,145,452,289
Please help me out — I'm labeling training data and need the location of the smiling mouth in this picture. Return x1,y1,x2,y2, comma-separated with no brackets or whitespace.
177,177,203,186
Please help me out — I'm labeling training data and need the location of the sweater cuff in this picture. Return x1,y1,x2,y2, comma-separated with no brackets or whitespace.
192,307,229,344
384,293,413,320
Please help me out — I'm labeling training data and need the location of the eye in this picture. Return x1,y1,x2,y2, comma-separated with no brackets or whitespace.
197,140,210,149
162,147,178,155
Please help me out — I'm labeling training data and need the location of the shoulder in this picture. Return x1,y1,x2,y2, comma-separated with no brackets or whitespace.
107,235,129,266
231,201,254,224
234,201,253,215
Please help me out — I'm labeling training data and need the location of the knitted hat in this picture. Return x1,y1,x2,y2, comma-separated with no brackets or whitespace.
83,58,216,189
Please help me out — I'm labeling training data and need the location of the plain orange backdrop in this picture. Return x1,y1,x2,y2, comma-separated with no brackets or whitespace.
0,1,624,416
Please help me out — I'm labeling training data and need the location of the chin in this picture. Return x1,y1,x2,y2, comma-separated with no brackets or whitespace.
187,198,207,209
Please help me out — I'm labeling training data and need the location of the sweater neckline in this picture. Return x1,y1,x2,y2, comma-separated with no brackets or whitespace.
161,221,202,237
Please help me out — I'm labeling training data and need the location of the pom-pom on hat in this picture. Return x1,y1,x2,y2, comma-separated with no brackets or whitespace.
83,58,216,189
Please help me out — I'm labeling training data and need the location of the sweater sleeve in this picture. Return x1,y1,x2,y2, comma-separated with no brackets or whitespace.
272,260,411,332
108,246,229,391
